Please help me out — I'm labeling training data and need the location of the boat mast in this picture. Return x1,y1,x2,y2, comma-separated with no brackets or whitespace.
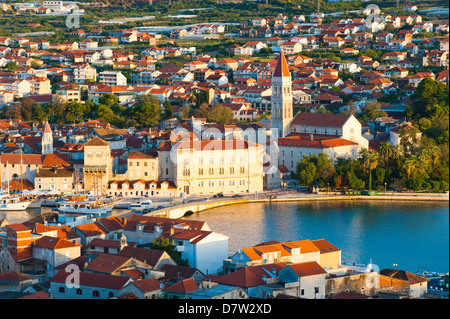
6,161,9,196
20,147,24,194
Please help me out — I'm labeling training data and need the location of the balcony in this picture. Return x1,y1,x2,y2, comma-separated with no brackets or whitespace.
84,165,107,173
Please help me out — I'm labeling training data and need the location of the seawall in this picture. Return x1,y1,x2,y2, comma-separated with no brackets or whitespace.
146,193,448,219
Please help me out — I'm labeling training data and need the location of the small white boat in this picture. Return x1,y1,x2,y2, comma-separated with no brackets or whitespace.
0,193,32,211
55,200,113,216
54,194,116,216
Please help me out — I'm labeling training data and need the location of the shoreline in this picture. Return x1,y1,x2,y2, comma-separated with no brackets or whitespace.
253,194,450,203
148,192,449,219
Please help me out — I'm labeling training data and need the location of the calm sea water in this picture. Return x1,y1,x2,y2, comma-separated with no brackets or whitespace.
3,200,448,274
184,201,449,274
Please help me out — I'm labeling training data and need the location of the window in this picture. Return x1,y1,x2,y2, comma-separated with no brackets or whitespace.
93,291,100,297
300,289,304,296
76,289,82,295
59,287,65,293
314,287,320,294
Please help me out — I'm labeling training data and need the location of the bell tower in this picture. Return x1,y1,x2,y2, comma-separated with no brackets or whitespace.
42,122,53,155
271,51,293,138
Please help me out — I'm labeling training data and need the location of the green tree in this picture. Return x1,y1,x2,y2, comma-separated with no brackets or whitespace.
163,100,174,120
150,237,189,266
347,168,364,189
5,61,18,72
132,95,162,127
296,161,317,188
65,101,87,124
378,142,393,171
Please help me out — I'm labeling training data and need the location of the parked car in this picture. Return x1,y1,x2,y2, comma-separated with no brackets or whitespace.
232,194,243,198
213,193,224,198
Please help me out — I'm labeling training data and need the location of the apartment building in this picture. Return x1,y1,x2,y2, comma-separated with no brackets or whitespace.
73,63,97,83
99,71,127,87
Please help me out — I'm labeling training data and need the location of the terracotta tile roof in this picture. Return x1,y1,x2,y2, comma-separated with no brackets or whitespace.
131,277,162,292
379,269,429,284
18,291,52,299
118,246,168,268
0,271,32,283
74,222,109,237
291,112,351,127
97,216,126,232
287,261,327,277
35,168,73,178
311,239,341,254
33,236,81,250
213,263,287,288
0,154,43,166
163,278,198,293
161,264,202,280
276,136,357,149
84,254,132,274
6,223,31,233
41,153,69,167
84,137,110,147
273,51,290,78
51,269,131,290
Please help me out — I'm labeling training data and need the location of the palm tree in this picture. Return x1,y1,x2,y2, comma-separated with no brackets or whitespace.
427,146,441,171
367,150,379,191
378,142,393,171
358,148,370,176
358,149,379,191
404,156,419,181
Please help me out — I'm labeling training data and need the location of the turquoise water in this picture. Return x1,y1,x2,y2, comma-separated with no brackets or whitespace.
184,200,449,274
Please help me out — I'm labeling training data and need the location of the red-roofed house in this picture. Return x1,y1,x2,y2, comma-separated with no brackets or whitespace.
50,269,132,299
122,277,163,299
162,278,198,299
279,261,327,299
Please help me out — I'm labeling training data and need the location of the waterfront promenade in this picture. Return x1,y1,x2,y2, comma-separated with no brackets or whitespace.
145,191,449,219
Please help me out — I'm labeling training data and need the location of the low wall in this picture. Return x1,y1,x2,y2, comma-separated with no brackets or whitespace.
146,199,249,219
146,193,448,219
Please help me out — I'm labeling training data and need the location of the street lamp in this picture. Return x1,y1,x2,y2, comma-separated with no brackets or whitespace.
393,263,398,269
327,182,329,195
384,182,387,195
